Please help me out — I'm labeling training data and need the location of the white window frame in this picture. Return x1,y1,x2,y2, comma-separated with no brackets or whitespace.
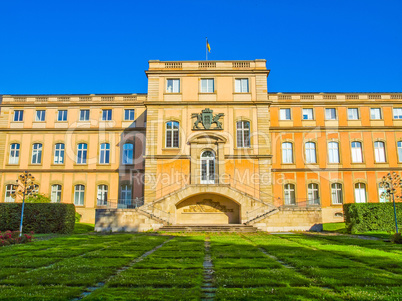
354,183,366,203
102,109,112,121
374,141,386,163
351,141,363,163
99,143,110,164
31,143,42,164
35,110,46,122
284,183,296,205
200,150,215,184
9,143,20,164
5,184,15,203
325,108,337,120
305,142,317,164
348,108,359,120
236,121,251,148
370,108,382,120
307,183,320,205
328,141,340,164
165,121,179,148
398,141,402,162
331,183,343,204
235,78,249,93
393,108,402,119
97,185,108,205
14,110,24,122
282,142,293,164
51,184,62,203
79,109,90,121
76,143,87,164
166,79,180,93
200,79,214,93
124,109,135,121
74,185,85,206
54,143,65,164
302,108,314,120
57,110,68,122
280,108,291,121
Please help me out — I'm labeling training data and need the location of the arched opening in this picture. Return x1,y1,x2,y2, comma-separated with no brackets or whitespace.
175,193,240,224
200,150,215,184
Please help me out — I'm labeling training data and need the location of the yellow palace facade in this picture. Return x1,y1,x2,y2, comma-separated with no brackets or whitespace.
0,60,401,231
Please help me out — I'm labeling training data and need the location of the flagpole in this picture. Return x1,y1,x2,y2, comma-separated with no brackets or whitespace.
206,37,208,61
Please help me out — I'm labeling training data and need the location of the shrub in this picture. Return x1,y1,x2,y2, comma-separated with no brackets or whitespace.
75,212,82,222
343,203,402,234
25,193,51,203
0,203,75,234
0,230,33,246
391,233,402,244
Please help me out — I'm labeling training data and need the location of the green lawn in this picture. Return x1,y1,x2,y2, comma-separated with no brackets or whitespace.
0,232,401,300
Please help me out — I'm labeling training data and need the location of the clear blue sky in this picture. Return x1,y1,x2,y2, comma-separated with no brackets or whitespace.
1,0,401,94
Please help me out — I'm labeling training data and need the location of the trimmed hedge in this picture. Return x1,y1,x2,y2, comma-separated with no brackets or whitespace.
344,203,402,234
0,203,75,234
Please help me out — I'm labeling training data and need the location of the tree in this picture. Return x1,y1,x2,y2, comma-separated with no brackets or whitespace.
380,172,402,234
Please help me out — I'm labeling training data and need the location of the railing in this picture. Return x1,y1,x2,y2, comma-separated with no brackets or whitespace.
139,204,171,224
279,198,321,209
246,206,277,223
97,198,144,209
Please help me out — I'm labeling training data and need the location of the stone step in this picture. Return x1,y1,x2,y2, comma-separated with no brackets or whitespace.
158,224,258,232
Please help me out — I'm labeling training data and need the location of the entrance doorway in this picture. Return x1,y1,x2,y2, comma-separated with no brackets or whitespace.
201,150,215,184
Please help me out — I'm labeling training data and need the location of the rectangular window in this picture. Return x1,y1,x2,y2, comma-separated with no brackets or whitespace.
14,110,24,122
54,143,65,164
79,110,90,121
280,108,291,120
374,141,386,163
331,183,343,204
51,185,62,203
74,185,85,206
5,185,15,203
102,109,112,121
124,109,135,121
122,143,134,164
328,142,340,164
166,79,180,93
57,110,68,121
302,108,314,120
31,143,42,164
370,108,382,120
9,143,20,164
348,108,359,120
200,79,214,93
325,108,337,120
77,144,87,164
354,183,366,203
282,142,293,164
351,141,363,163
35,110,46,122
235,79,249,93
393,108,402,119
120,185,132,206
99,143,110,164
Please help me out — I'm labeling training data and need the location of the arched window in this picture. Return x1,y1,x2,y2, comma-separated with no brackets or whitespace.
166,121,179,148
9,143,20,164
5,184,15,203
51,184,62,203
328,142,340,163
374,141,386,163
284,183,296,205
354,183,366,203
201,151,215,184
282,142,293,164
97,185,108,206
99,143,110,164
31,143,42,164
54,143,65,164
74,185,85,206
351,141,363,163
398,141,402,163
331,183,343,204
236,121,250,148
122,143,134,165
77,143,87,164
305,142,317,164
307,183,319,205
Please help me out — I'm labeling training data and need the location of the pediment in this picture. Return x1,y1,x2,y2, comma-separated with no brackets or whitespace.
188,132,227,144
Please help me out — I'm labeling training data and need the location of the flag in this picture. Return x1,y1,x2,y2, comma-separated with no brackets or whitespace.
206,39,211,53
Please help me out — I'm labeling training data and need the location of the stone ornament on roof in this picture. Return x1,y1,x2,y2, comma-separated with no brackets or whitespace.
192,108,224,130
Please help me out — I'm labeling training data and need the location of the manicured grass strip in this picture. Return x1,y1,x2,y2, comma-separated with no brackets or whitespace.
107,268,203,288
215,287,339,301
213,257,283,269
0,285,83,301
148,250,205,258
335,285,402,301
83,249,145,258
0,266,116,286
0,268,28,279
54,257,132,268
82,287,201,301
213,268,312,288
300,266,402,287
0,257,63,268
73,223,95,234
134,257,203,269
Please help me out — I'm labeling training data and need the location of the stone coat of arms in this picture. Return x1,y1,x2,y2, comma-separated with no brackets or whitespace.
191,108,224,130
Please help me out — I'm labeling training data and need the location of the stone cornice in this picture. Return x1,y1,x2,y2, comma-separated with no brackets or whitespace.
0,127,146,133
270,126,402,131
272,167,402,172
144,101,271,106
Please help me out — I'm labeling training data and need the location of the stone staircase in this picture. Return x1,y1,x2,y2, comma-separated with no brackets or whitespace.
157,224,258,232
